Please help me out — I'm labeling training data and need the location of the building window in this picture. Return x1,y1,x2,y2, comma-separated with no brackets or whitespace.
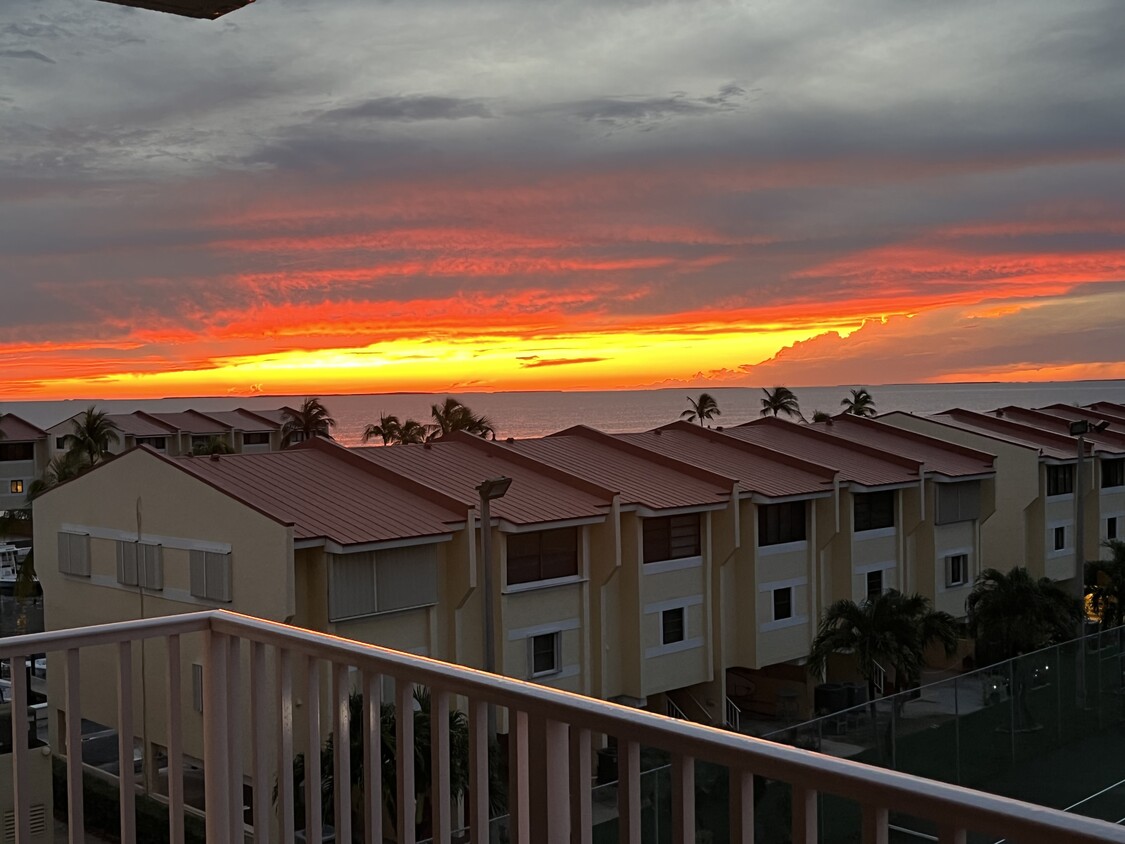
642,513,701,564
57,532,91,577
773,587,793,621
947,554,968,587
935,481,981,525
865,569,883,599
0,442,34,462
661,607,686,645
758,501,806,546
117,541,164,590
1109,517,1119,541
9,480,23,495
1103,458,1125,489
506,527,579,585
189,550,232,603
1046,464,1074,497
854,491,895,532
529,632,560,677
55,437,67,450
1053,526,1066,552
243,432,271,446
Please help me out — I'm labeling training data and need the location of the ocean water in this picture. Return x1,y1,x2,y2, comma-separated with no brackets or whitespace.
5,381,1125,447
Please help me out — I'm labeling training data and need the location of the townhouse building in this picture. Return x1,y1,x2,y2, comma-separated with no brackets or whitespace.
0,414,48,512
45,407,287,460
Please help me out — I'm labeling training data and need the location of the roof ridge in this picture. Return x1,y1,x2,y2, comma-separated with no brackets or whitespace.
735,416,922,471
841,413,996,464
940,408,1087,452
650,420,839,480
444,430,617,501
549,424,737,489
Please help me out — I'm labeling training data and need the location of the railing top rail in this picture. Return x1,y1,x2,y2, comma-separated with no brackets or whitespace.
0,610,213,657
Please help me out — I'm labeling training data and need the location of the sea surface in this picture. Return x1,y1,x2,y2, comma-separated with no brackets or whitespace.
6,381,1125,447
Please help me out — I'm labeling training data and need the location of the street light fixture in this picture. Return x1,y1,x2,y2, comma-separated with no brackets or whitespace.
476,477,511,740
1069,418,1109,706
95,0,255,19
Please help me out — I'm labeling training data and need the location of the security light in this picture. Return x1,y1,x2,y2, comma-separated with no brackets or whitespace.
1069,419,1110,436
96,0,255,19
475,476,512,501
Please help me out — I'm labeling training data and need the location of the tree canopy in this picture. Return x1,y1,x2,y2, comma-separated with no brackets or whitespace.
759,387,804,421
64,405,120,465
966,567,1080,662
281,397,337,447
680,393,721,426
840,388,877,417
1087,540,1125,627
808,590,959,693
429,397,495,440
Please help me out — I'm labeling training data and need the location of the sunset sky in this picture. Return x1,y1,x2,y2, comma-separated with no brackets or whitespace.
1,0,1124,399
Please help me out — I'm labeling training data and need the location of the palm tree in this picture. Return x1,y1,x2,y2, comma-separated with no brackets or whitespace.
966,567,1080,663
63,405,120,465
429,397,495,440
26,450,89,501
363,414,402,445
1087,540,1125,627
810,409,832,423
281,397,337,447
840,388,877,418
759,387,804,421
397,419,429,444
808,590,959,696
680,393,721,426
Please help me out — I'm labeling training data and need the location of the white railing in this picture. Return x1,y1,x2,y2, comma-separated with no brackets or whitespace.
1,609,1122,844
725,696,742,733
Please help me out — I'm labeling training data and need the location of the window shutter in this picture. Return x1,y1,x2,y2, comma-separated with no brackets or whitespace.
142,544,164,590
58,532,71,575
189,550,207,598
329,553,377,620
117,541,139,586
206,552,232,602
376,545,438,612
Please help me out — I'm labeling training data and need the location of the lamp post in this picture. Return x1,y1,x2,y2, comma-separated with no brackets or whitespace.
476,477,511,741
1069,418,1109,707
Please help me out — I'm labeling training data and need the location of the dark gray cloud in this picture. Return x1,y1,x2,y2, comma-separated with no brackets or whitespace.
321,95,492,122
0,48,54,62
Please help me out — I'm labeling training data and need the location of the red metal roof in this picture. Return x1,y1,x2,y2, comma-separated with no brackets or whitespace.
616,423,837,499
932,409,1081,460
815,414,995,477
725,417,920,487
1085,402,1125,422
997,406,1125,454
352,438,614,526
173,447,464,546
195,409,282,432
501,427,733,510
149,410,232,435
0,414,46,441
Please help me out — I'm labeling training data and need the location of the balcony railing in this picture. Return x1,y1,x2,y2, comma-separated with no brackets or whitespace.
1,610,1122,843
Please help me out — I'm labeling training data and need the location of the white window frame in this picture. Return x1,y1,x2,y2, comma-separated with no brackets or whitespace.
946,553,969,588
528,631,561,678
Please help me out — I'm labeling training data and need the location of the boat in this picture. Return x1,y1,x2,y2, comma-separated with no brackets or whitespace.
0,543,35,587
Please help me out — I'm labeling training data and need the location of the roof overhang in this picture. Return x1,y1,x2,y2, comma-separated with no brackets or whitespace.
301,533,458,555
497,515,606,534
96,0,254,18
747,490,834,504
930,472,995,484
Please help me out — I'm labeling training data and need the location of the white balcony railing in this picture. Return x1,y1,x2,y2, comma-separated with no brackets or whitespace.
2,610,1122,843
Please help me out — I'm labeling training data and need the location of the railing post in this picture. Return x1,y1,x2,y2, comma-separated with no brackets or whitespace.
396,678,416,844
305,655,322,844
117,641,137,844
249,641,269,843
618,739,641,844
569,726,592,844
791,784,817,844
671,753,695,844
431,688,452,844
276,647,295,844
166,635,184,844
862,805,888,844
469,698,490,844
11,655,30,844
362,671,382,844
64,649,85,844
203,629,231,843
729,768,753,844
333,662,352,844
228,635,243,843
509,709,531,844
543,718,571,843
